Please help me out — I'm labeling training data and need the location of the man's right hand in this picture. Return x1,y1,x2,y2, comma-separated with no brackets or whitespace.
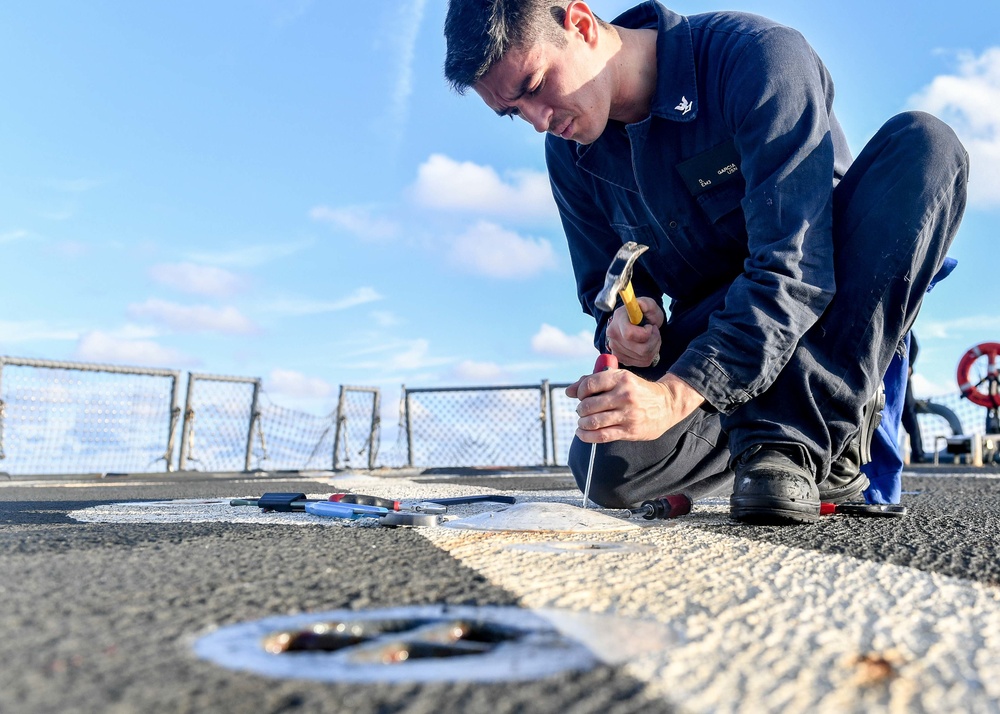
566,369,704,443
605,298,664,368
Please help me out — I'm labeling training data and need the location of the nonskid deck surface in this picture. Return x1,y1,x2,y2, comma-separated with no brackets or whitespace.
1,464,998,713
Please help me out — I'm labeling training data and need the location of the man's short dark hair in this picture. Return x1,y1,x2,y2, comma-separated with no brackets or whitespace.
444,0,568,93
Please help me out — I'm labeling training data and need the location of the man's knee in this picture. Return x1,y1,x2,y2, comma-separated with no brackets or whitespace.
882,111,968,176
836,110,968,255
566,412,732,508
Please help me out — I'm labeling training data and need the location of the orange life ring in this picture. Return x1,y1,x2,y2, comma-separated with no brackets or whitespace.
956,342,1000,408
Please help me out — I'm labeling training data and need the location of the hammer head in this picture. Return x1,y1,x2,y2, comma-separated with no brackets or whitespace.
594,241,649,313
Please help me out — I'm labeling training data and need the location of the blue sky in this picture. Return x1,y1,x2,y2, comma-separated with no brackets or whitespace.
2,0,999,424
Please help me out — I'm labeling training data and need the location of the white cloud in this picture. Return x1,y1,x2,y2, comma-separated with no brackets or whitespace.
350,338,452,373
387,339,435,372
0,321,161,349
266,287,384,316
411,154,557,221
0,320,80,344
531,324,597,358
107,324,161,340
910,372,958,399
309,205,400,241
451,221,557,279
909,47,1000,207
388,0,427,142
1,230,30,244
372,311,400,327
917,313,1000,339
266,368,333,398
187,240,311,268
451,360,507,382
127,299,258,335
149,262,245,298
74,331,192,368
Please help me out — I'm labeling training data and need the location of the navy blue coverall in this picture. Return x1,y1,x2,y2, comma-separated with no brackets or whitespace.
547,2,968,507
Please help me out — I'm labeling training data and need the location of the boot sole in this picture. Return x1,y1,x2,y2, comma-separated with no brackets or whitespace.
730,495,821,525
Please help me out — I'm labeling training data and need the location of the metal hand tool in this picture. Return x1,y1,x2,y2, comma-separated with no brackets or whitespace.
629,494,692,520
595,241,650,322
304,501,389,519
594,242,659,367
230,492,312,511
329,493,447,515
380,512,441,527
424,495,516,506
582,353,618,509
305,502,439,527
820,502,907,518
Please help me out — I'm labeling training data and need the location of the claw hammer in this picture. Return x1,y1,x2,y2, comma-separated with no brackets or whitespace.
595,241,650,327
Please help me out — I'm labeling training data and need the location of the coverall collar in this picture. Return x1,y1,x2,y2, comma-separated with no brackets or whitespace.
574,2,698,188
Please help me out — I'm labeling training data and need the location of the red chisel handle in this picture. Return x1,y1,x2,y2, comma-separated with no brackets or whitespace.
594,353,619,373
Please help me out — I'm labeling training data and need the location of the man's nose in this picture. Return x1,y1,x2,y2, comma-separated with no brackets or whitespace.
519,101,550,133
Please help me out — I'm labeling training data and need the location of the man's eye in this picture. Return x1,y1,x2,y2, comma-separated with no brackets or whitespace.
528,81,543,97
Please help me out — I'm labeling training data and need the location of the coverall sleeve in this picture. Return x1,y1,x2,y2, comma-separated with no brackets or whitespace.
545,136,662,353
668,25,839,413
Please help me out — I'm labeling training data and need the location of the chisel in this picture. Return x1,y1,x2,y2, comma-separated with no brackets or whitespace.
582,353,618,508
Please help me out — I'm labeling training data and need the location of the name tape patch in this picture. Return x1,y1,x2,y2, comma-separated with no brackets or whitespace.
675,140,742,197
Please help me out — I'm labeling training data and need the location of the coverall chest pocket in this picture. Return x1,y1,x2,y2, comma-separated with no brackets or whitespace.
696,182,748,244
674,138,748,245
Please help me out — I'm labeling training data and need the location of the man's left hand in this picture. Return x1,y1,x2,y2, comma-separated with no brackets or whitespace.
605,298,664,367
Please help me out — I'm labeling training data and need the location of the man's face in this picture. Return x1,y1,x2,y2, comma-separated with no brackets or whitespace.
473,31,612,145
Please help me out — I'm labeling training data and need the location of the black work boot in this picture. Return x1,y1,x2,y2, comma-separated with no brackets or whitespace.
820,441,870,503
730,443,820,525
818,386,886,503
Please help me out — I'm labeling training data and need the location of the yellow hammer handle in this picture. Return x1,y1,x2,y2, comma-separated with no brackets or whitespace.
619,281,644,325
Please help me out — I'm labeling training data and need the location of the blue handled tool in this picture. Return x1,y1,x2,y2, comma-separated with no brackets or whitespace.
304,501,389,520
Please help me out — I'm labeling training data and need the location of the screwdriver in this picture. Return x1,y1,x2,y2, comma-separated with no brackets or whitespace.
582,353,619,509
305,501,389,520
229,496,387,517
329,494,447,515
819,502,907,517
629,494,692,520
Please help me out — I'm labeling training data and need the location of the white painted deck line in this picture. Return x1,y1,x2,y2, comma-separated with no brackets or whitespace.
68,471,1000,712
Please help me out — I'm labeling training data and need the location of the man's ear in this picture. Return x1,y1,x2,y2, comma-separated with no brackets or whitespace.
564,0,599,44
